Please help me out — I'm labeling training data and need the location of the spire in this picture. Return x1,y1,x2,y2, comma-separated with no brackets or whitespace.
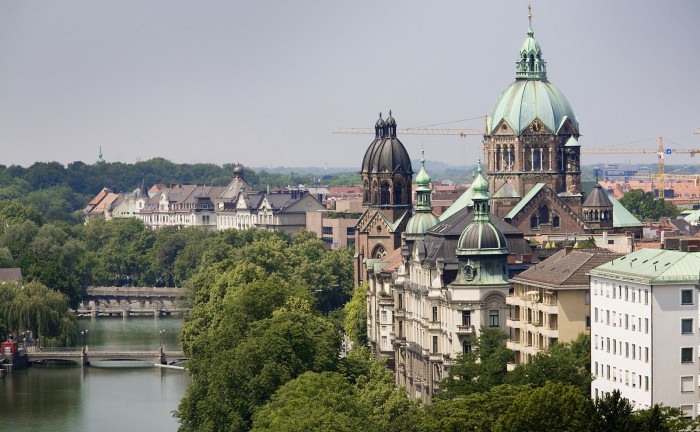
471,160,490,221
516,5,547,80
415,150,432,211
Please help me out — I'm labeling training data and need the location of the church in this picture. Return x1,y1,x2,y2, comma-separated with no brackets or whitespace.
356,10,642,402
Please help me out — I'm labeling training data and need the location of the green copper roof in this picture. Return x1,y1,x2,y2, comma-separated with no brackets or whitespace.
439,186,474,221
505,183,546,219
489,80,578,135
589,249,700,285
565,136,580,147
471,161,489,200
415,150,431,187
607,191,643,228
488,11,578,136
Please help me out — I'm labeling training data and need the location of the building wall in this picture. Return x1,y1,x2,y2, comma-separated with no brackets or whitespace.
651,282,699,417
590,276,698,416
557,290,589,342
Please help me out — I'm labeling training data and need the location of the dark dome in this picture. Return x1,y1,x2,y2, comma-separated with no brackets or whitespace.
385,112,396,126
368,137,412,174
457,219,508,255
361,138,382,174
233,165,243,174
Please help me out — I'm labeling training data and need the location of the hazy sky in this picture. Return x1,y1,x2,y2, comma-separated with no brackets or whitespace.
1,1,698,170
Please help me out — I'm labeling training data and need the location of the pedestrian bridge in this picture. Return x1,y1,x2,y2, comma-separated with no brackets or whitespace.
77,287,189,318
25,346,186,366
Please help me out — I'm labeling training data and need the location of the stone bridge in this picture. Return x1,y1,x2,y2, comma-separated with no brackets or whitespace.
26,346,186,366
77,286,189,318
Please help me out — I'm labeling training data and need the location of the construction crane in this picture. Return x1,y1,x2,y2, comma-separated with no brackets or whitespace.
584,136,700,198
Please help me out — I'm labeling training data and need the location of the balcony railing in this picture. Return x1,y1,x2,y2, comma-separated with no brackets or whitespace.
455,325,475,335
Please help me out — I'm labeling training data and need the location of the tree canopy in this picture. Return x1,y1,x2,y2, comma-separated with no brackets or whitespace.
619,188,680,221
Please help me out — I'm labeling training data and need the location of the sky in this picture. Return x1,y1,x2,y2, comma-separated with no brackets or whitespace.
0,1,699,170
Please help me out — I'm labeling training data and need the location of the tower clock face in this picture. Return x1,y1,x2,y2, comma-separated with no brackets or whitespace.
530,119,543,133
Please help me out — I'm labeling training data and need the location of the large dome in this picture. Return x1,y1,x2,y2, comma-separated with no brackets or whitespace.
361,113,412,175
489,79,578,135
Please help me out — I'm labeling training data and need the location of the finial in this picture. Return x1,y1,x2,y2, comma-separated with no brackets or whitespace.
421,149,425,166
477,159,482,174
379,112,382,119
528,5,532,25
389,109,392,116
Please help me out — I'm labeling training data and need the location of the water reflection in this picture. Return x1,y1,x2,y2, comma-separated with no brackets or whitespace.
0,317,189,432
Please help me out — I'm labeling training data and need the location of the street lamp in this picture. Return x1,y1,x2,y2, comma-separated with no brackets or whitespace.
159,329,165,349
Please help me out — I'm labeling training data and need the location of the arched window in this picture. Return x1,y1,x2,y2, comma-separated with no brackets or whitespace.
530,214,539,229
538,205,550,225
393,182,403,205
533,148,542,171
380,182,390,205
463,340,472,354
552,213,560,228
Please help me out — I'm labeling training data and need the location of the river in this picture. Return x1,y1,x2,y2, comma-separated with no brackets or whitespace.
0,317,190,432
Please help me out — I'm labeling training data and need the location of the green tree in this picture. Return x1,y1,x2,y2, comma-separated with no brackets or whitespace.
419,384,529,432
506,333,592,394
344,283,368,345
619,188,680,221
439,327,512,397
495,382,595,432
594,389,637,432
634,404,699,432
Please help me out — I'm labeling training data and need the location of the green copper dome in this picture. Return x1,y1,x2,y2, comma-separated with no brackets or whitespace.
456,160,508,256
405,151,440,240
488,13,578,135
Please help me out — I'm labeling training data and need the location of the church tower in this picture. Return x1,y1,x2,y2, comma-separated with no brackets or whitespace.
355,112,414,285
485,7,581,215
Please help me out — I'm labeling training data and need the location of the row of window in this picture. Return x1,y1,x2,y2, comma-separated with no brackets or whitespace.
593,283,649,304
594,335,650,362
594,308,649,333
594,362,649,391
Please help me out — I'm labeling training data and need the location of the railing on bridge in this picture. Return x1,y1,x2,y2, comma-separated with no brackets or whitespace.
25,345,186,366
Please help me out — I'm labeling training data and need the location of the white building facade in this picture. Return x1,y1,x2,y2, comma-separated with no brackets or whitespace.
590,249,700,418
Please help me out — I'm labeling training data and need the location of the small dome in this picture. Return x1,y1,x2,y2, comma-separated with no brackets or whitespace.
415,152,431,187
385,110,396,126
233,165,243,174
457,220,508,254
470,161,489,199
375,113,385,128
405,212,441,240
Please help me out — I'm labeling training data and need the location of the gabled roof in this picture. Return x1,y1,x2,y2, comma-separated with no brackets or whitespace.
492,182,521,199
504,183,546,219
513,248,621,288
589,248,700,285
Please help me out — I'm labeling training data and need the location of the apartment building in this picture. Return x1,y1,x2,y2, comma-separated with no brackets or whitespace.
589,249,700,417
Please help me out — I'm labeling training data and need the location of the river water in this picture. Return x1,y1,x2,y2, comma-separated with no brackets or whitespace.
0,317,190,432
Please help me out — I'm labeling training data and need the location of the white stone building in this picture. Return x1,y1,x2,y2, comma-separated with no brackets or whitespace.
589,248,700,418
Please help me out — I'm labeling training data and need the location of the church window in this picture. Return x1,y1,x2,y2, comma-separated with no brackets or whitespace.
380,183,390,205
552,213,560,228
394,183,403,205
538,205,550,224
530,214,539,230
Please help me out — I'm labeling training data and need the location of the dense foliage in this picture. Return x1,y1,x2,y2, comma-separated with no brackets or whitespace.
174,230,353,431
0,281,76,346
619,188,680,221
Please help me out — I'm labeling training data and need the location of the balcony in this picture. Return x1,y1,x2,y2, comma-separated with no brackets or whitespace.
429,321,442,331
541,327,559,338
455,324,476,335
506,340,521,351
506,296,521,306
429,353,444,363
506,317,522,329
